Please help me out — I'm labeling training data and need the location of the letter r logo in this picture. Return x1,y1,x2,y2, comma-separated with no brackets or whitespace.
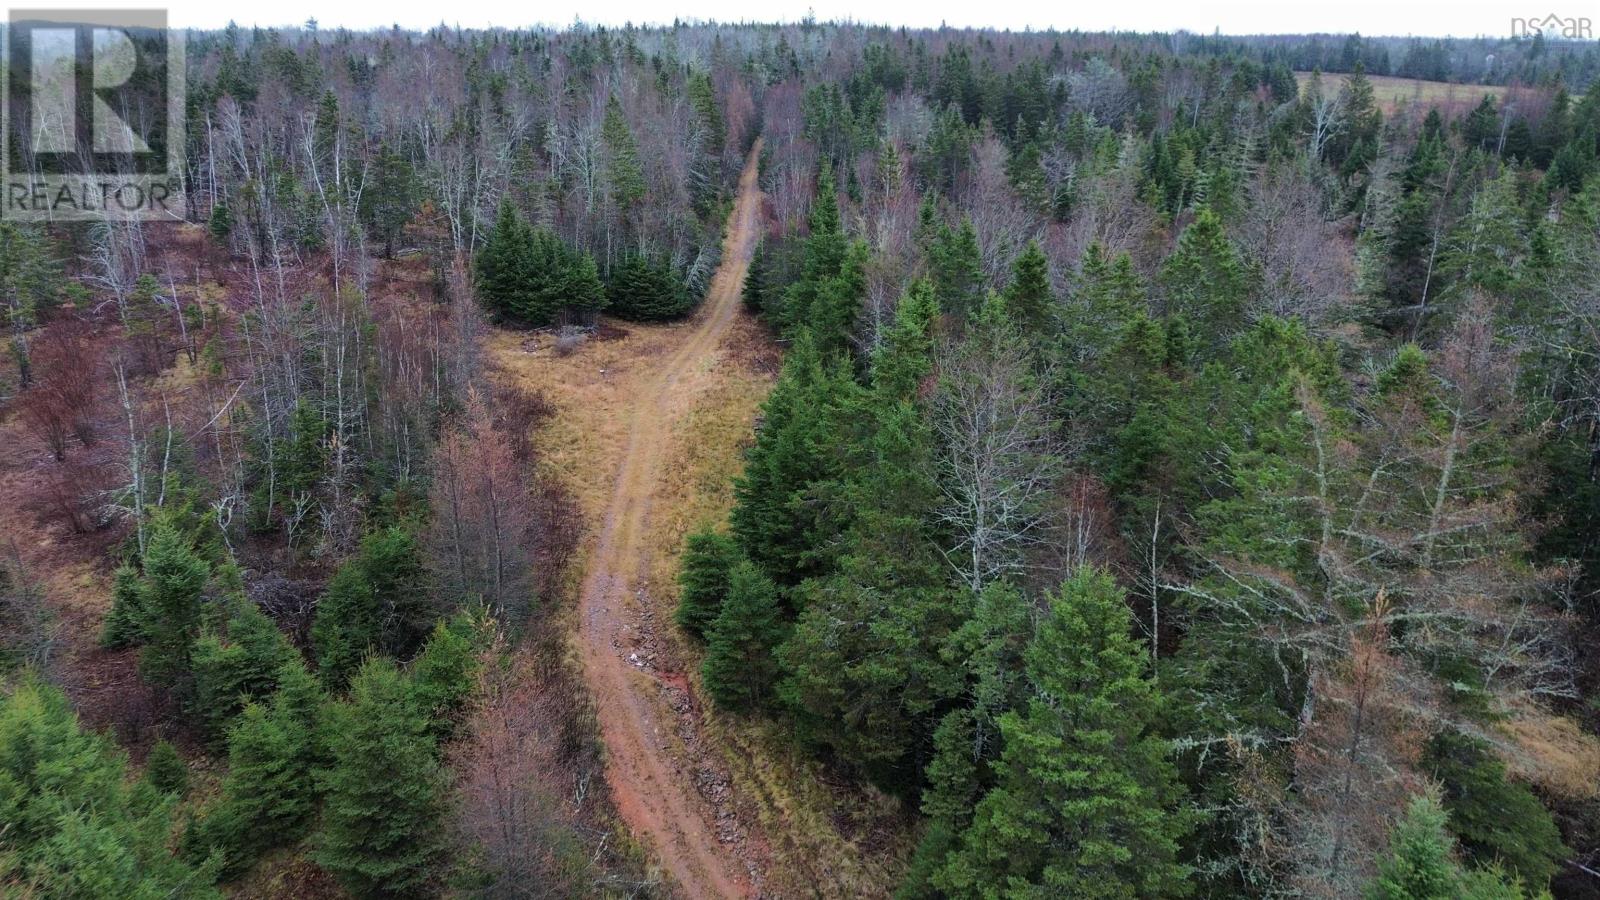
29,25,149,154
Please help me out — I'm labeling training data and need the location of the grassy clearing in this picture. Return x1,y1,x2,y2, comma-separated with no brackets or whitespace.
487,321,680,523
1295,71,1507,113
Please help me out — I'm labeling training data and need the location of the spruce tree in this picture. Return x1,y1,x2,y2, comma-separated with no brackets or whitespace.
1066,242,1142,364
144,739,188,796
701,561,785,711
193,660,325,879
1424,731,1569,889
476,200,533,322
1158,207,1251,353
742,241,770,314
312,525,432,690
730,333,864,584
190,599,296,742
1003,240,1052,336
100,563,148,649
606,254,692,321
1367,796,1526,900
0,678,220,897
936,568,1192,897
136,520,212,686
929,218,984,319
601,95,646,211
777,163,847,331
316,658,447,898
675,528,741,639
409,615,482,744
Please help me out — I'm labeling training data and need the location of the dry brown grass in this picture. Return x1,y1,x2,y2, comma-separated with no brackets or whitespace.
1502,709,1600,800
487,322,682,525
1295,71,1508,114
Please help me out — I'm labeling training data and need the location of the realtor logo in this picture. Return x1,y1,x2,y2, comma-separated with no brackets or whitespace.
3,9,185,221
1511,13,1594,39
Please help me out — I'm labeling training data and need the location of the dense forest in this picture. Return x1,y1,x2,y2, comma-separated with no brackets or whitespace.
2,18,1599,900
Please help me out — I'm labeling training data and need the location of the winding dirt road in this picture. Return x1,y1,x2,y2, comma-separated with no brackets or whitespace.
577,142,764,898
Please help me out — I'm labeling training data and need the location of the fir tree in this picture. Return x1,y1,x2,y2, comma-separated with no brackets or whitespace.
312,525,432,690
0,678,220,897
144,739,188,796
675,528,741,639
100,563,149,649
189,598,296,742
701,561,785,711
742,241,771,314
1065,242,1143,366
1367,796,1527,900
475,200,534,322
1158,207,1252,353
601,95,646,211
1424,731,1569,889
1003,240,1052,336
935,568,1192,898
730,333,865,584
408,614,483,744
191,660,325,879
136,519,213,686
606,254,692,321
316,658,447,898
928,218,984,319
361,143,419,258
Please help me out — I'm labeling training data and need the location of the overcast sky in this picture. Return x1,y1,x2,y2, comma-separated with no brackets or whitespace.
119,0,1596,38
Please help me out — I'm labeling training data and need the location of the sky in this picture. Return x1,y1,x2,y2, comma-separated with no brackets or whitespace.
47,0,1600,38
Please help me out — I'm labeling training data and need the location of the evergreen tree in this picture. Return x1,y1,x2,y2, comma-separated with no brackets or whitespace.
1158,207,1252,352
100,563,149,649
189,599,296,742
0,678,220,897
311,561,378,690
606,254,692,320
1424,731,1569,889
316,658,447,898
475,200,534,322
1367,796,1527,900
144,739,188,796
312,525,432,689
475,203,607,326
776,163,847,331
361,143,419,258
408,614,482,744
730,333,864,584
191,659,326,879
935,568,1192,898
701,561,785,711
742,240,771,314
1064,242,1143,366
1003,240,1052,336
675,528,741,639
136,519,213,686
928,218,985,320
601,95,646,211
778,274,949,779
870,278,939,401
1332,63,1383,181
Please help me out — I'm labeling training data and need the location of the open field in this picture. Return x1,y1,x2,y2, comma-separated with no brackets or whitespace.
1295,70,1509,112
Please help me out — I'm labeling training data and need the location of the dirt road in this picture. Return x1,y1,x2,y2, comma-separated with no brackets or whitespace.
577,142,765,898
